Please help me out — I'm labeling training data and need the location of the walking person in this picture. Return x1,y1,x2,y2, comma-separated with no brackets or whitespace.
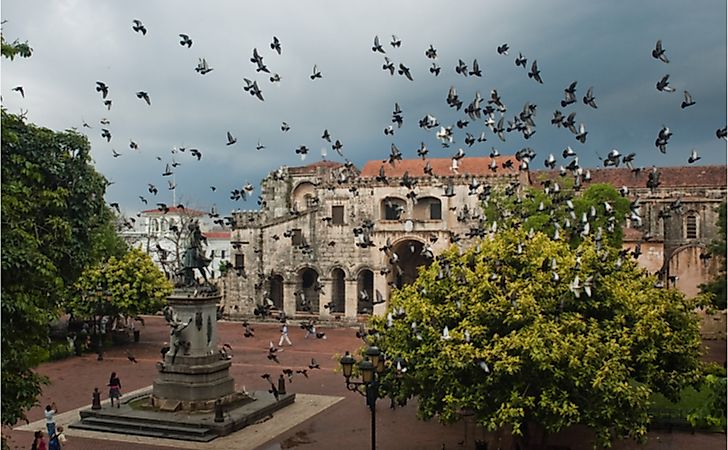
108,372,122,408
278,321,292,346
43,402,57,441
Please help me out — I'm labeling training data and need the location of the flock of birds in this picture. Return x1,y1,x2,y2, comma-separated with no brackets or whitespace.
6,19,724,226
7,20,726,303
102,27,716,227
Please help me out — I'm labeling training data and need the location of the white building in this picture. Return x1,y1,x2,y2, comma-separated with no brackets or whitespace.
120,206,231,281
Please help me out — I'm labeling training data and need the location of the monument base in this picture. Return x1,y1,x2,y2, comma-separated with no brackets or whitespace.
70,388,295,442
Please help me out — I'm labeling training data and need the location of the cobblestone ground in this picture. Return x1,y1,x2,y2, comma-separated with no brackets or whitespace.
3,316,726,450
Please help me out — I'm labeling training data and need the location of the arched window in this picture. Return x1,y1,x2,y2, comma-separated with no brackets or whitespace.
380,197,406,220
413,196,442,220
330,268,346,314
685,213,698,239
357,269,374,314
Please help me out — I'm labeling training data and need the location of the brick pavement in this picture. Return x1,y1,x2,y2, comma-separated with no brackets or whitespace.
4,316,726,450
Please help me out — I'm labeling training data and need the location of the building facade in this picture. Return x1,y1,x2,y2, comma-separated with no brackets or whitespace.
221,159,726,320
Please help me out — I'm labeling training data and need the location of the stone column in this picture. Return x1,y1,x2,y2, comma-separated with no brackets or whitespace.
344,278,358,319
319,276,332,318
283,280,297,317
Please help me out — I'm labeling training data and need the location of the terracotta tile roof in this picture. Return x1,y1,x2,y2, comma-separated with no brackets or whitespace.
203,231,231,240
531,165,727,189
288,160,345,175
360,156,521,178
141,206,205,216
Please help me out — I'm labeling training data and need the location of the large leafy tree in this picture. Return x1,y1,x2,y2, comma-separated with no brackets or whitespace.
370,229,702,449
482,181,631,249
68,247,172,321
1,110,117,425
699,202,727,309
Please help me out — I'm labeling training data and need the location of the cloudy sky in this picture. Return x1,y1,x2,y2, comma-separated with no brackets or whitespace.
2,0,726,216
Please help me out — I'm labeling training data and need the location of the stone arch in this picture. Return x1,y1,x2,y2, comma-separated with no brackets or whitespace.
356,268,375,315
380,196,407,220
667,243,717,298
296,266,320,313
291,181,317,210
389,237,433,288
329,267,346,314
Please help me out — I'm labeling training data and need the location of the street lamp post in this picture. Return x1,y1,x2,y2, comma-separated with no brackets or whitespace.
340,346,388,450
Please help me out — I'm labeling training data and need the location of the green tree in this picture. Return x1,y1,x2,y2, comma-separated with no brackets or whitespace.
1,109,116,426
370,229,702,449
483,181,630,249
699,202,726,309
68,247,172,321
1,30,32,60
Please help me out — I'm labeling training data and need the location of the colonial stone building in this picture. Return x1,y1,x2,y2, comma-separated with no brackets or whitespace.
221,158,726,320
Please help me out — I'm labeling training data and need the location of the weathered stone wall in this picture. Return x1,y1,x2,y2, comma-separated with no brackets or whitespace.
224,163,726,318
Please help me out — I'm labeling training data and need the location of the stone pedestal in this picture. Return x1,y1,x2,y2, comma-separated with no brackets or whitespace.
152,290,237,411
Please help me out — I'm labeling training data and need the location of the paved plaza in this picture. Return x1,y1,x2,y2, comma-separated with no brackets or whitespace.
4,316,725,450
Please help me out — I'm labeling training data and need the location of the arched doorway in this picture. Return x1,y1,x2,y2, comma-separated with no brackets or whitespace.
297,268,320,313
330,268,346,314
268,274,284,310
357,269,374,314
390,239,433,288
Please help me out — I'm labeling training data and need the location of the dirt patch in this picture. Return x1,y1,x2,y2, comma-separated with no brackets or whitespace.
280,430,316,449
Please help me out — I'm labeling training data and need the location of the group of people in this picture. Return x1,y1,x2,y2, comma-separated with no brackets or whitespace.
31,402,66,450
33,372,122,449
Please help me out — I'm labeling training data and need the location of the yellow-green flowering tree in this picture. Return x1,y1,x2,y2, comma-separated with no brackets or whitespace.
370,229,702,449
69,247,172,321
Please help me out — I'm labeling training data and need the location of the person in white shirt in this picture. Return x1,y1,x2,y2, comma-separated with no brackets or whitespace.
44,402,57,441
278,321,292,346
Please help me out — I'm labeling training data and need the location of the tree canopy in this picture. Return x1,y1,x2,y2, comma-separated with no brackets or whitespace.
370,229,702,448
482,181,631,250
68,247,172,320
1,108,118,426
